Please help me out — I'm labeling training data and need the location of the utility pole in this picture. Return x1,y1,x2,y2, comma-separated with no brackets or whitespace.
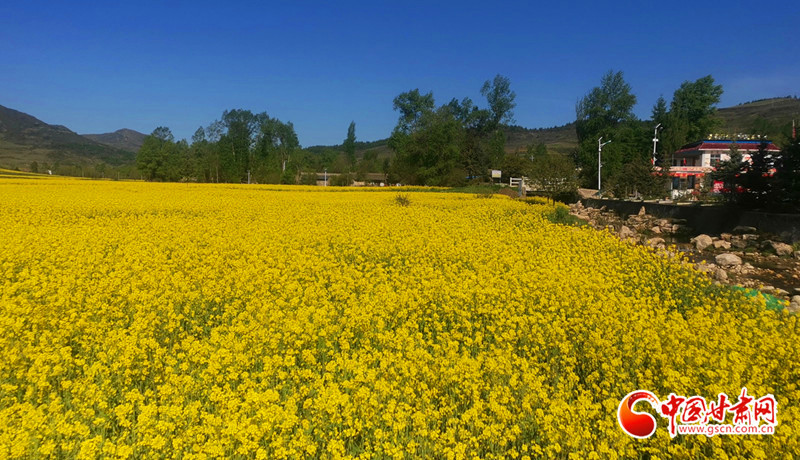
598,137,611,192
652,123,662,166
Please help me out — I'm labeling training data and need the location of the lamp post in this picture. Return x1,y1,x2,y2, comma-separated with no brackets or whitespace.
598,137,611,192
652,123,662,166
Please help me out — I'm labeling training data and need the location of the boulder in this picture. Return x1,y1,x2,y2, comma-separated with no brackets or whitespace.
650,226,662,234
713,240,731,250
731,239,748,249
790,296,800,314
619,226,635,239
720,233,732,241
733,225,757,234
715,253,742,267
795,251,800,260
691,234,713,251
714,268,728,281
771,241,793,257
638,206,646,216
646,237,665,248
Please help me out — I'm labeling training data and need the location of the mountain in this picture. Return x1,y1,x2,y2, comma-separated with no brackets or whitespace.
715,97,800,140
0,105,136,171
84,128,147,153
503,122,577,155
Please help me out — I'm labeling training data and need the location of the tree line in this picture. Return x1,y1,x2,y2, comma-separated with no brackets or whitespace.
712,138,800,212
136,111,384,184
134,72,797,205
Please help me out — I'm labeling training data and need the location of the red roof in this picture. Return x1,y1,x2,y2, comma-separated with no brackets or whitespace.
675,140,779,154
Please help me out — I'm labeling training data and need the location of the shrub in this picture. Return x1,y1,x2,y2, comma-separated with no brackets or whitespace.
394,193,411,206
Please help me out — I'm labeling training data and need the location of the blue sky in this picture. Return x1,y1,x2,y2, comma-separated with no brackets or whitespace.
2,1,798,147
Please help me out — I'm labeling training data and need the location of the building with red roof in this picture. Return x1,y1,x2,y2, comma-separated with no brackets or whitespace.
666,137,779,194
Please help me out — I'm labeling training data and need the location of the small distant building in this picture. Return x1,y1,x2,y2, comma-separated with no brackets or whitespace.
666,136,780,195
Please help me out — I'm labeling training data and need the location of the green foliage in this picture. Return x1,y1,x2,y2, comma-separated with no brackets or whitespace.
330,173,353,187
651,95,668,127
501,151,533,180
136,127,178,181
527,153,578,203
575,70,645,188
394,193,411,206
388,75,515,186
343,121,356,168
299,172,318,186
480,74,517,125
772,138,800,211
710,143,747,205
606,158,665,199
543,205,584,226
670,75,723,142
739,142,776,209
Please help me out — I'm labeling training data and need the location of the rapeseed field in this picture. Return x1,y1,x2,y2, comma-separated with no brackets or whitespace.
0,177,797,459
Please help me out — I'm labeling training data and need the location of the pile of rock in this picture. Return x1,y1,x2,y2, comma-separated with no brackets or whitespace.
569,203,691,245
570,202,800,310
688,227,798,259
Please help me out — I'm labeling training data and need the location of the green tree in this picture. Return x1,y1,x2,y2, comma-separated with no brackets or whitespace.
136,127,175,181
389,105,464,185
480,74,516,126
669,75,723,143
775,137,800,211
343,121,356,168
711,143,747,204
607,158,665,199
389,76,515,185
575,70,639,188
527,153,578,204
392,89,435,134
218,109,258,182
255,116,299,182
740,141,776,209
501,151,533,180
651,95,668,127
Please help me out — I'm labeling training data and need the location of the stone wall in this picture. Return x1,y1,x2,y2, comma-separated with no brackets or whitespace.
581,199,800,240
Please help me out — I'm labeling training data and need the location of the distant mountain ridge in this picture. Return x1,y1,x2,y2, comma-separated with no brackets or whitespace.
715,97,800,138
0,105,136,171
84,128,147,153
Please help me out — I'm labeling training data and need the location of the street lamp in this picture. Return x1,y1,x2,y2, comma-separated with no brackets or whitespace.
598,137,611,192
652,123,662,166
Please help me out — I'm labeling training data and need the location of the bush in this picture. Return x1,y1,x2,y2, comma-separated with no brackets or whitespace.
331,173,354,187
545,204,585,226
299,172,318,186
394,193,411,206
